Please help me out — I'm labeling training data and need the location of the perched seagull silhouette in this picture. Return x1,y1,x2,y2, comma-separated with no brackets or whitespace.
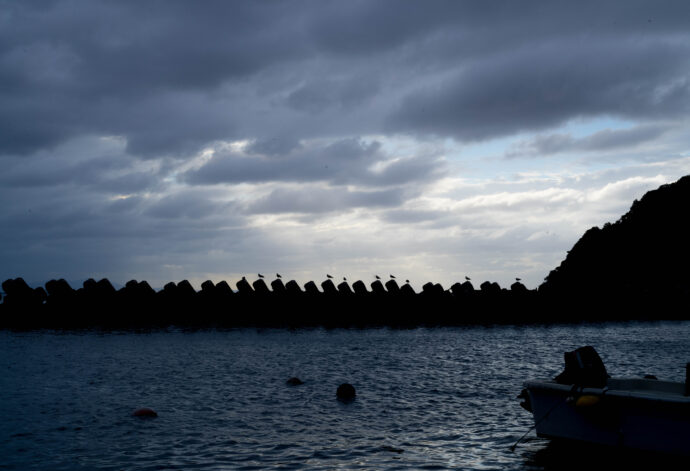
276,273,282,279
327,274,333,279
375,275,381,280
516,277,521,281
390,274,396,279
258,273,264,279
405,279,410,284
465,276,471,281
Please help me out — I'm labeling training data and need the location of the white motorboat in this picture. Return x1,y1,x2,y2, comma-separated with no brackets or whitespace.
519,346,690,456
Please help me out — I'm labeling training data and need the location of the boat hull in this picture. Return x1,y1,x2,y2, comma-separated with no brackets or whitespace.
524,379,690,456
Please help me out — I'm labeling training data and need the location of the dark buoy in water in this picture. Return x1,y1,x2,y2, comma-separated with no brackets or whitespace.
132,407,158,418
337,383,356,402
286,377,304,386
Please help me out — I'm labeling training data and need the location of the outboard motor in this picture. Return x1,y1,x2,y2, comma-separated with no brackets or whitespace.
555,346,609,388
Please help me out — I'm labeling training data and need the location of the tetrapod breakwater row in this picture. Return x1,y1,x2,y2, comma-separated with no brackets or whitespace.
1,276,688,329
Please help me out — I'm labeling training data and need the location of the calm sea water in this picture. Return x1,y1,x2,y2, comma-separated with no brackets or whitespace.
2,322,690,470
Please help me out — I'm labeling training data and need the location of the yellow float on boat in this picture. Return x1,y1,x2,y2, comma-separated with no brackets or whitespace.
575,394,601,407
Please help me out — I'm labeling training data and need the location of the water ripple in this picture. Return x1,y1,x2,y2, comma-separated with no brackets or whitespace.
1,322,690,469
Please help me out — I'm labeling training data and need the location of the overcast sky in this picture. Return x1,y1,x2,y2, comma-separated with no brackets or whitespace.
2,0,690,291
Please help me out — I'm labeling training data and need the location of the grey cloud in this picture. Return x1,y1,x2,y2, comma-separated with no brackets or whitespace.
110,93,237,158
0,1,301,156
507,124,671,157
107,195,145,214
306,1,690,60
144,191,234,220
4,0,690,288
0,82,237,158
94,172,160,194
1,1,305,94
367,155,446,187
0,97,76,156
388,41,690,140
324,138,379,160
380,209,449,224
0,175,253,285
0,140,159,194
286,76,380,113
248,186,406,215
3,1,690,158
579,125,670,150
0,213,253,290
184,137,446,187
511,134,575,157
246,137,302,157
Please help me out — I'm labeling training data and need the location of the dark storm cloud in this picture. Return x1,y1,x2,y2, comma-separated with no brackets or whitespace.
286,77,381,114
2,1,690,157
0,1,304,156
0,136,160,194
0,1,304,93
0,154,157,193
388,41,690,140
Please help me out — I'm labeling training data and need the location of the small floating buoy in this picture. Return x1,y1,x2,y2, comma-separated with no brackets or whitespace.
132,407,158,417
575,395,600,408
381,445,404,453
286,377,304,386
337,383,356,401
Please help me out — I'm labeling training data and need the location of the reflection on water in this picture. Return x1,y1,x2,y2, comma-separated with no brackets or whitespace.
1,322,689,470
522,438,686,470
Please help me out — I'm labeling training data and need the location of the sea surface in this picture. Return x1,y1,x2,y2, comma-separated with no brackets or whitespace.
1,322,690,470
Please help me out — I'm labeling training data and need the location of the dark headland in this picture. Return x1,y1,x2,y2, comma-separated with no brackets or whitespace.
2,176,690,329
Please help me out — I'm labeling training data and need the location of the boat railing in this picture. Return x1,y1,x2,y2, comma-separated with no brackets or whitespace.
606,378,684,395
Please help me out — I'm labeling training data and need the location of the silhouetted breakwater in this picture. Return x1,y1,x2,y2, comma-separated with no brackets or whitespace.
1,275,688,329
4,176,690,329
